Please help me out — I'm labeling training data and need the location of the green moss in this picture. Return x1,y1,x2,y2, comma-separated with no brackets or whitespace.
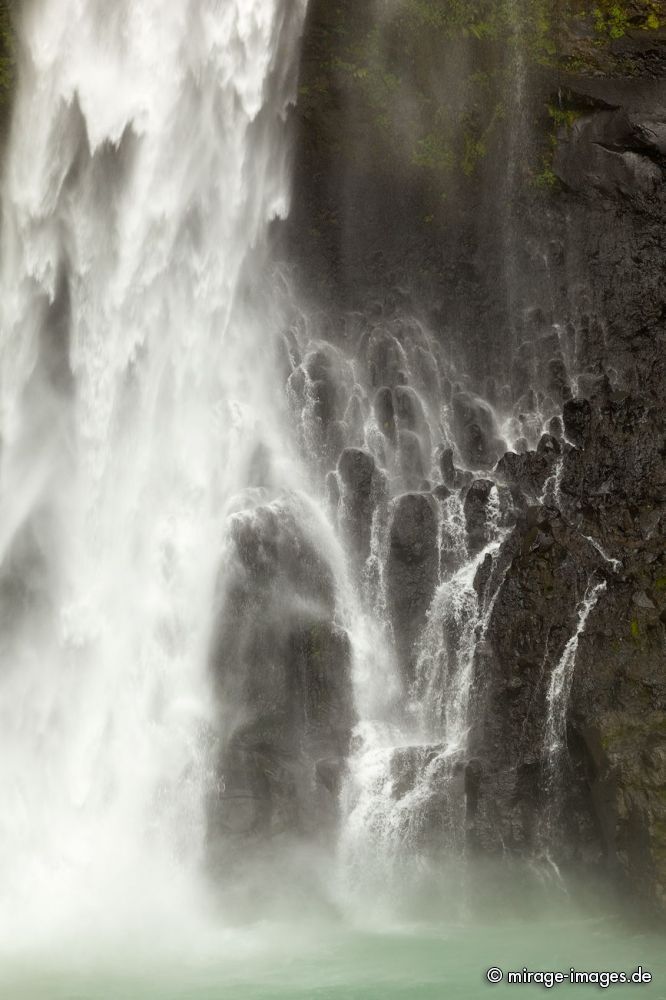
593,3,630,38
548,104,583,129
534,163,559,189
631,618,641,639
541,0,664,78
532,104,582,188
590,0,662,37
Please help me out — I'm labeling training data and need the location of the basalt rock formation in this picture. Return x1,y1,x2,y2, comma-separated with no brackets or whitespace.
209,497,355,843
272,0,666,913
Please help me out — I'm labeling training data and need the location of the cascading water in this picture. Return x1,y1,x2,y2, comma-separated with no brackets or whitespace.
544,578,608,770
0,0,308,943
338,473,509,909
540,578,608,851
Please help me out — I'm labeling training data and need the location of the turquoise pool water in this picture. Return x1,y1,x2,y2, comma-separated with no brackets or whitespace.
2,911,664,999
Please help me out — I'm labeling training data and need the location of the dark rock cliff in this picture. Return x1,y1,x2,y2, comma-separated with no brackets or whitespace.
209,495,355,851
279,0,666,912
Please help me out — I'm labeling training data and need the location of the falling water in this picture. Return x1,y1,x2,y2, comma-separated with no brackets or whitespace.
502,0,530,333
338,478,508,908
582,534,623,574
545,579,608,763
540,578,608,853
0,0,307,943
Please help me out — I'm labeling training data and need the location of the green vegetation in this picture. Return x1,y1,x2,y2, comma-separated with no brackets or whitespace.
534,161,559,190
299,0,664,222
559,0,664,74
399,0,512,39
594,3,631,37
548,105,583,130
533,102,584,191
592,0,662,37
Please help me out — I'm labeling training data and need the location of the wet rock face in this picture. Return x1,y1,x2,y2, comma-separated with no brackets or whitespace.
439,446,472,490
556,393,666,908
209,499,354,841
337,447,382,569
374,386,396,442
553,109,664,201
276,5,666,910
546,357,571,404
563,398,592,448
272,297,664,914
439,447,457,488
398,428,426,490
287,342,356,468
388,744,467,849
537,433,561,458
463,479,495,555
487,508,592,677
495,450,553,500
251,309,664,913
452,392,506,470
386,492,439,684
269,287,665,909
364,330,407,388
464,506,606,863
468,381,666,907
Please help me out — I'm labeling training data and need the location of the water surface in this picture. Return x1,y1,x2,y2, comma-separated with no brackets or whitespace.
3,912,665,999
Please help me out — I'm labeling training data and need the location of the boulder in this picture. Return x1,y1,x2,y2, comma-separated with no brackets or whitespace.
374,386,396,442
495,449,552,499
387,493,439,682
398,428,426,491
338,447,381,566
439,445,472,489
452,391,506,470
563,398,592,448
537,433,561,458
209,499,354,842
464,479,496,555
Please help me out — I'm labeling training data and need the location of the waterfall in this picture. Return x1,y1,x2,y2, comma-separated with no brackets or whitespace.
545,579,607,763
0,0,307,941
540,578,607,853
338,476,508,910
